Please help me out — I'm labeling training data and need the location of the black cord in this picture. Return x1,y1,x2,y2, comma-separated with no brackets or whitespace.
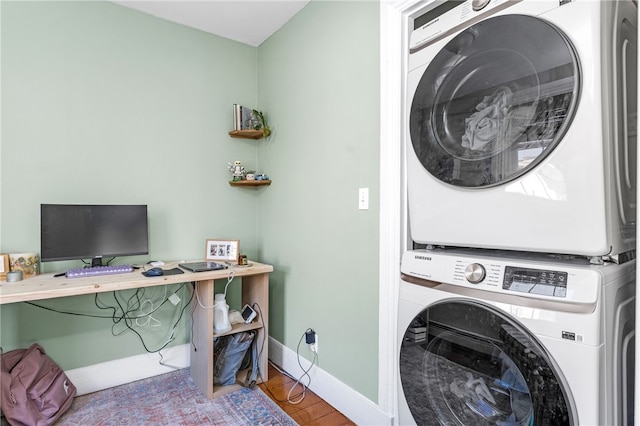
26,283,193,353
112,285,194,353
260,329,317,405
25,301,124,319
94,284,184,321
261,360,307,404
274,329,316,404
189,282,199,352
250,306,314,404
252,302,266,379
251,302,307,401
26,286,173,320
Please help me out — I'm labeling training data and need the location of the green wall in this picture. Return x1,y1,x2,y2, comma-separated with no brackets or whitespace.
1,0,380,402
257,1,380,401
1,0,259,366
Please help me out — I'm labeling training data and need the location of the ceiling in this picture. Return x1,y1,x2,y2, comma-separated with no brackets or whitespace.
109,1,310,47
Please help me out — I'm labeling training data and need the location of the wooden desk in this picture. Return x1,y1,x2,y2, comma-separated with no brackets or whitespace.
0,261,273,398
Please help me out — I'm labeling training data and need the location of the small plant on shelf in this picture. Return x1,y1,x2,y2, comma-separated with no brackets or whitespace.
252,110,271,137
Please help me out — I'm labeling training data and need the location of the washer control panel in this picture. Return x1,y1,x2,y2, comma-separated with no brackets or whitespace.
503,266,568,298
401,250,602,304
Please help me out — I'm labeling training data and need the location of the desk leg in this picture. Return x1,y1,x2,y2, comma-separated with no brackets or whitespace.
242,273,269,383
190,279,214,398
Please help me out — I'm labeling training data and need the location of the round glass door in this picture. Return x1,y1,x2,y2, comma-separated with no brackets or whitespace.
409,15,580,188
399,299,575,425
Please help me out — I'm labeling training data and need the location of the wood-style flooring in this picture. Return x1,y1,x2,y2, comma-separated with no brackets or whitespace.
259,362,356,425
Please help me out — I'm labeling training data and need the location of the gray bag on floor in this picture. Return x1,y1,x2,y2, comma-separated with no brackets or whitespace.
213,331,256,387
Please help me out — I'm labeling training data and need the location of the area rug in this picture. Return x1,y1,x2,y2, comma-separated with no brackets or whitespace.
57,368,297,425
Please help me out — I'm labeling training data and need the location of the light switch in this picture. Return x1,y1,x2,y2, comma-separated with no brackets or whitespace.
359,188,369,210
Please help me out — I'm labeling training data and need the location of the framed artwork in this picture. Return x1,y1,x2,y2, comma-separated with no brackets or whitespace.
0,254,9,280
205,239,239,262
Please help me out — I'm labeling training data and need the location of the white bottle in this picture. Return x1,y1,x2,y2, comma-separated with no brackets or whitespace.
213,293,232,334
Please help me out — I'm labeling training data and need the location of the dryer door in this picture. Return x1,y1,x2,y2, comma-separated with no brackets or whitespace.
409,14,580,188
399,299,576,425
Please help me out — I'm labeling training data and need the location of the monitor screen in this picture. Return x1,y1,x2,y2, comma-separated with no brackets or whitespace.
41,204,149,266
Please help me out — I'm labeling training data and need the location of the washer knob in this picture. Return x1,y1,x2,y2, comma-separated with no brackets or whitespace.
465,263,486,284
472,0,491,11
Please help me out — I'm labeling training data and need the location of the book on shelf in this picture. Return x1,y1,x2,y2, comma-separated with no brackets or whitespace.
241,106,253,130
232,104,256,131
233,104,241,130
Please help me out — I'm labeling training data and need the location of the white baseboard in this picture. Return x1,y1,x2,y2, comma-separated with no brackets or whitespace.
65,344,191,396
268,336,393,426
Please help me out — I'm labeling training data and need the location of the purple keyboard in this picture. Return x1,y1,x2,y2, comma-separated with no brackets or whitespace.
65,264,134,278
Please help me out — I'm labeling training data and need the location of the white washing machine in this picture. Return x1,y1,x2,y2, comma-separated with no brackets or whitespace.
397,248,635,425
406,0,637,259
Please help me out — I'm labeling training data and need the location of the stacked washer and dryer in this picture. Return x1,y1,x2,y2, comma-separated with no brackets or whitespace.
398,0,637,425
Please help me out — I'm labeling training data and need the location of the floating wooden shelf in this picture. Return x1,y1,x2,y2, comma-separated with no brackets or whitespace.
228,130,264,139
229,180,271,187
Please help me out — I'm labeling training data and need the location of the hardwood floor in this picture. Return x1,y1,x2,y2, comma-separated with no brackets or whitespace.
259,362,356,425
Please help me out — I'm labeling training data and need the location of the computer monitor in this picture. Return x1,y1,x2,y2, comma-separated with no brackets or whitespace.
40,204,149,267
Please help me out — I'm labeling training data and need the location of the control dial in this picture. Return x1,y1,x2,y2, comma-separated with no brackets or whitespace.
472,0,491,11
465,263,486,284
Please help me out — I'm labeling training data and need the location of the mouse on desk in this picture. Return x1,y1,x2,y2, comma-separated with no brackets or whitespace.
144,267,164,277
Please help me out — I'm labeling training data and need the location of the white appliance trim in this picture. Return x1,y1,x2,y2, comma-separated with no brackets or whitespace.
379,0,436,424
379,0,408,421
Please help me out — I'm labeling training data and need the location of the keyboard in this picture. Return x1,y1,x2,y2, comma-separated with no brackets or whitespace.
65,264,134,278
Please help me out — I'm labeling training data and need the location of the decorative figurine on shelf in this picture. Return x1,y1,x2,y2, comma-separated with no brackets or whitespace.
228,161,245,181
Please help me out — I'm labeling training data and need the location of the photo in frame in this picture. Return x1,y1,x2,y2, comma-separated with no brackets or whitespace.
205,239,239,262
0,254,9,281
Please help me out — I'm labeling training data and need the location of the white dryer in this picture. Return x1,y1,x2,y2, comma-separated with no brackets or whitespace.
406,0,637,258
397,249,635,425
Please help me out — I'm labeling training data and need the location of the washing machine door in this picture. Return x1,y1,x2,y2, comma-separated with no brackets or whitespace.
399,299,576,425
409,14,580,188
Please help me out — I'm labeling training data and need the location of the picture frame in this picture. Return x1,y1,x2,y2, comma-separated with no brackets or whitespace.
0,254,9,280
205,239,239,262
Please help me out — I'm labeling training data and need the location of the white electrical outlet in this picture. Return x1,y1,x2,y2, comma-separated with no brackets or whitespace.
358,188,369,210
310,334,319,353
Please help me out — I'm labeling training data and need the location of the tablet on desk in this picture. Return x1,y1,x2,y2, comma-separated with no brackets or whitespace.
178,262,227,272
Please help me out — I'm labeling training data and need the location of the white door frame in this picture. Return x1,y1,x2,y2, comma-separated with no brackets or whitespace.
378,0,436,422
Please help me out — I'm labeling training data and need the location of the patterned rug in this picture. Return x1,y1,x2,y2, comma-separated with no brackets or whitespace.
57,369,297,425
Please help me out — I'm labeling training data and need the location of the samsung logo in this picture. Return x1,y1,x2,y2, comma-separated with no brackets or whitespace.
414,255,432,261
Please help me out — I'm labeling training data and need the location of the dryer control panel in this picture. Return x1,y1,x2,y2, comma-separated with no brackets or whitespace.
409,0,563,53
503,266,568,297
